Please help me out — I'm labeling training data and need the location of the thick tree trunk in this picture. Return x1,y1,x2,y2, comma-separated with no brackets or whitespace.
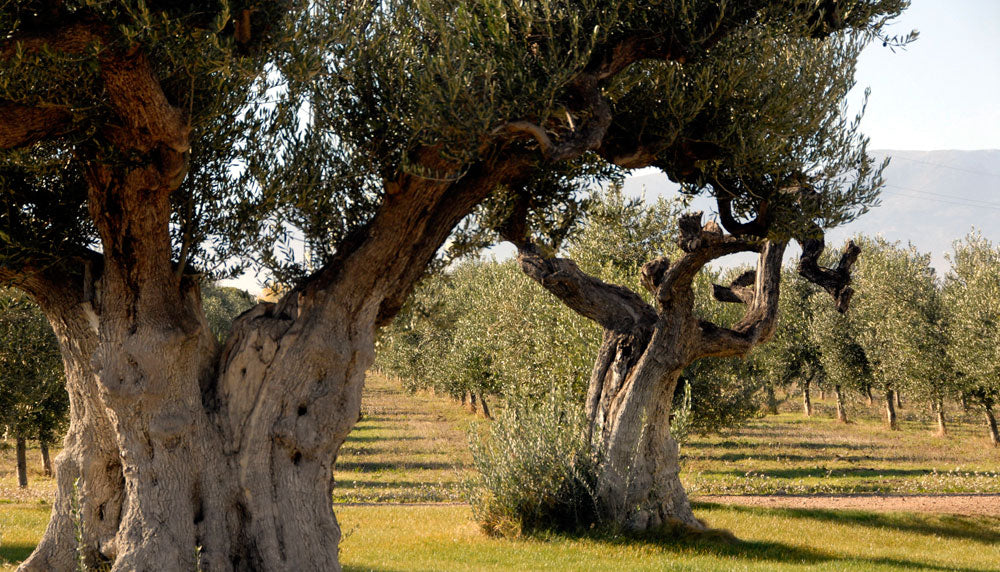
934,399,947,436
865,385,873,407
884,389,898,430
16,437,28,488
39,440,52,478
894,390,903,410
479,394,492,419
834,384,848,423
802,378,813,417
986,404,1000,447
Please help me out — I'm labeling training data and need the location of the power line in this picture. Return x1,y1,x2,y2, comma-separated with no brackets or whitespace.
879,187,1000,212
887,155,1000,179
882,183,1000,209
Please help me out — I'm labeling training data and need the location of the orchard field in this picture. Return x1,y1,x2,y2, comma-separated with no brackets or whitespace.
3,373,997,571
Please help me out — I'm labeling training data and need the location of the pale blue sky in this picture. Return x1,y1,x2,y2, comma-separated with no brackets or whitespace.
852,0,1000,150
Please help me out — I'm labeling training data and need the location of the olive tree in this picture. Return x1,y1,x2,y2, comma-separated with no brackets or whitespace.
944,232,1000,445
851,237,945,430
1,1,909,569
0,289,67,486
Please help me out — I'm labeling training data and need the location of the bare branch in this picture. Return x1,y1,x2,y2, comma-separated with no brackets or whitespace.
516,243,656,332
798,236,860,313
694,240,787,360
645,212,761,307
712,269,756,304
491,121,554,154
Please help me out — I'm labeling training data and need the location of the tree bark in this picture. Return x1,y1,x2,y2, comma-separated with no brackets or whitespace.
865,385,873,407
802,378,813,417
39,439,52,478
834,384,848,423
934,399,947,436
513,220,800,532
479,394,492,419
16,437,28,488
884,389,898,430
986,404,1000,447
894,390,903,410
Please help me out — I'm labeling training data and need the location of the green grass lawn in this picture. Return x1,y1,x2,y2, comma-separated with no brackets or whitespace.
2,375,999,571
5,502,998,571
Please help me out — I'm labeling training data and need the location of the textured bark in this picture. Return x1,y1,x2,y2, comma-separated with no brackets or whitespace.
934,399,947,436
514,217,804,531
39,440,52,478
16,437,28,488
802,379,813,417
986,405,999,447
834,384,848,423
833,384,848,423
884,389,898,430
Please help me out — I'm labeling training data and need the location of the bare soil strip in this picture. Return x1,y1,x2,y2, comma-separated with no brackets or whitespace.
694,494,1000,516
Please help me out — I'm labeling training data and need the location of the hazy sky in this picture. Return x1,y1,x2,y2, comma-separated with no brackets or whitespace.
852,0,1000,150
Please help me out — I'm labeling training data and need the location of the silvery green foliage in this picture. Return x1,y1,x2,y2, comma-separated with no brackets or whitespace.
943,232,1000,405
0,288,68,441
850,236,950,403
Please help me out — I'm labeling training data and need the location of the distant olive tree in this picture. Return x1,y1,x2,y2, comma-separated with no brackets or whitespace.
943,232,1000,446
0,288,67,487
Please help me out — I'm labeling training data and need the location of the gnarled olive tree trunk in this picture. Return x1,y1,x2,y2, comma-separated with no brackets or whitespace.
511,213,859,531
12,93,528,570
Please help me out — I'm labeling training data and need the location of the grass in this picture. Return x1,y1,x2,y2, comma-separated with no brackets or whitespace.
2,375,999,570
4,502,998,571
682,394,1000,496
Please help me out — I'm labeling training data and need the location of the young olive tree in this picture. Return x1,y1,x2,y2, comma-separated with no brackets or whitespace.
851,237,945,430
810,285,870,423
1,1,909,568
757,269,824,416
944,232,1000,446
0,288,67,486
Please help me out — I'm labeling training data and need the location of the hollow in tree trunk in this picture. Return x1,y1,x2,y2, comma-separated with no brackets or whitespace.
509,214,860,532
834,384,848,423
16,437,28,488
884,389,898,430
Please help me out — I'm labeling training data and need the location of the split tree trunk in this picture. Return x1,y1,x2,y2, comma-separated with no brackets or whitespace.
834,384,848,423
802,378,813,417
513,223,802,532
884,389,898,430
16,437,28,488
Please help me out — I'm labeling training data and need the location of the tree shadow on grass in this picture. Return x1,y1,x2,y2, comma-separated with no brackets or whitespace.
702,467,935,479
694,501,1000,544
0,541,35,569
577,523,988,572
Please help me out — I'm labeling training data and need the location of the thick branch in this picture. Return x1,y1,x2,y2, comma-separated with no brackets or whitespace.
0,103,73,149
798,236,860,313
516,243,656,332
712,269,756,304
694,240,787,360
644,212,760,307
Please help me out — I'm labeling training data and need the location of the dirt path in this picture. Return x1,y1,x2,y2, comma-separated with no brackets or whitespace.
695,494,1000,516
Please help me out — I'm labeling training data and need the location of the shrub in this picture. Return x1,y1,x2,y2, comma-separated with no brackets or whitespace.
466,387,599,537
